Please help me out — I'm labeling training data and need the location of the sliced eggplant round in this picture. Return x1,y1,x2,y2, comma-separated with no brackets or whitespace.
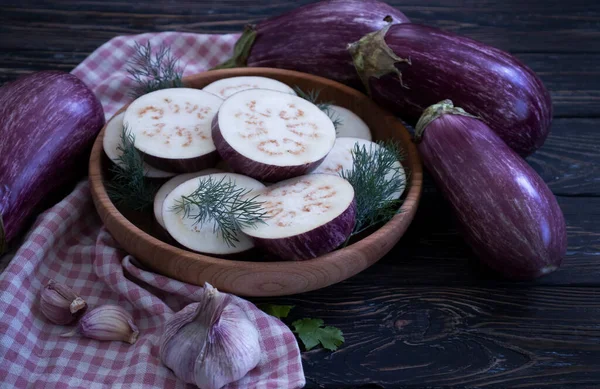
202,76,296,99
312,137,405,200
241,174,356,260
123,88,223,173
162,172,265,255
328,105,372,140
103,112,176,179
153,169,222,228
212,89,336,182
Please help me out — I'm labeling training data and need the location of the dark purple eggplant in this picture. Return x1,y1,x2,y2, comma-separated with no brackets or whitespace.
214,0,410,89
349,24,552,156
0,71,105,253
415,100,566,280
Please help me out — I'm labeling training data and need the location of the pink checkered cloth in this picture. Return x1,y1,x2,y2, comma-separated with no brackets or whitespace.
0,32,305,389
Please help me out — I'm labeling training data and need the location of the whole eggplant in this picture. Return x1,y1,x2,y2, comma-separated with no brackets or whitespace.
415,100,566,280
215,0,410,89
0,71,105,252
349,24,552,156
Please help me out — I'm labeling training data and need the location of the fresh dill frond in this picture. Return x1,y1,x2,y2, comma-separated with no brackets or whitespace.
127,41,184,98
341,141,407,236
293,86,343,132
106,126,157,211
170,176,268,247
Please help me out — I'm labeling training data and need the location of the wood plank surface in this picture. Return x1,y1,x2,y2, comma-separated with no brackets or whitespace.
262,286,600,388
1,2,599,117
1,0,599,54
529,119,600,196
367,195,600,286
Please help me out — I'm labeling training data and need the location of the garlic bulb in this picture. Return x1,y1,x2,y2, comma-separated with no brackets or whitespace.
159,283,261,389
61,304,139,344
40,279,87,325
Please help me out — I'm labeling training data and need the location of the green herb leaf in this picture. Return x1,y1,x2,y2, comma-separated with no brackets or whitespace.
259,304,295,319
106,126,157,211
212,25,257,70
292,318,345,351
127,41,184,98
170,176,268,247
341,140,406,236
293,87,343,132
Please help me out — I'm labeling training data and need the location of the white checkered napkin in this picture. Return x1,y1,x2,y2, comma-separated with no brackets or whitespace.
71,31,241,119
0,32,305,389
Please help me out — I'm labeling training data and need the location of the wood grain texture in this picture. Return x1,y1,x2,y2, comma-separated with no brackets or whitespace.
341,194,600,286
260,286,600,388
1,0,599,53
529,118,600,196
89,67,423,297
1,2,599,117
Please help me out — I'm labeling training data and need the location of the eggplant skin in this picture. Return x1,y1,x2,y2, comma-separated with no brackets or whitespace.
0,71,105,247
369,24,552,157
252,199,357,261
245,0,410,88
418,111,566,280
211,116,325,182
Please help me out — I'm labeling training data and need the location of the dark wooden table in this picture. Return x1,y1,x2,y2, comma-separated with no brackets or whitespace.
2,0,599,387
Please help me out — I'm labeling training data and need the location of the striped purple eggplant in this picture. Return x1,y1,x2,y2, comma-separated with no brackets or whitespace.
415,100,566,280
349,23,552,156
0,71,105,253
215,0,410,88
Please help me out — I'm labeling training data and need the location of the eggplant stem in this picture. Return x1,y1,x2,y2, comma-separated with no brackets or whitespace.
414,100,478,142
347,22,410,95
0,212,5,255
212,25,257,70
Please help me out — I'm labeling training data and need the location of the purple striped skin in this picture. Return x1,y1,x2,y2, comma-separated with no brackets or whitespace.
250,199,356,261
416,102,566,280
218,0,410,89
141,149,219,174
211,116,325,182
0,71,104,251
352,24,552,157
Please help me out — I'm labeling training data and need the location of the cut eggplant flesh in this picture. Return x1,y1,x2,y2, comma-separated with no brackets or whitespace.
241,174,356,260
123,88,223,173
312,137,406,200
162,172,265,254
102,112,175,178
153,169,222,228
213,89,336,182
328,105,372,140
203,76,296,99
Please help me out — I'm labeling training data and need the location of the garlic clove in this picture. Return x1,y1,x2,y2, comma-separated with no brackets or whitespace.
159,283,261,389
61,304,139,344
40,279,87,325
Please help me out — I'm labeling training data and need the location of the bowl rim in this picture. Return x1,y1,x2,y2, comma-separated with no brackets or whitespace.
89,67,422,286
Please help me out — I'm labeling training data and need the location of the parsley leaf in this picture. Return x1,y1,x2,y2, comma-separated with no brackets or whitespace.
259,304,295,319
292,318,345,351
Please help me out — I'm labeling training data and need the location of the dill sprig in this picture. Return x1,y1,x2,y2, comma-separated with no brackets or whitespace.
127,41,184,98
341,141,407,236
293,86,343,131
170,176,268,247
106,126,157,211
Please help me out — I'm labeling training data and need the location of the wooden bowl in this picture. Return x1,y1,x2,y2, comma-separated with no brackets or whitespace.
89,68,423,297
